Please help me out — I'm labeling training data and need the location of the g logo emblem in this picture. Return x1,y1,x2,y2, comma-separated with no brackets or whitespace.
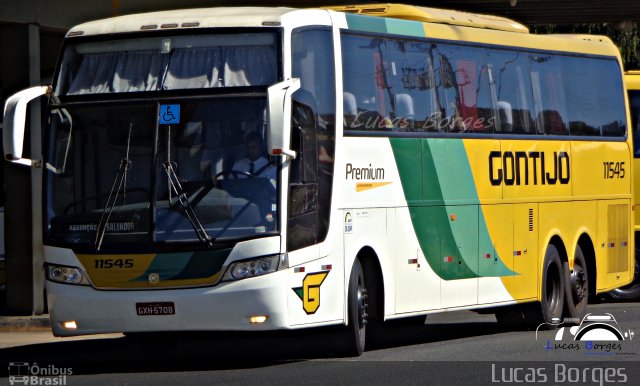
293,271,329,315
148,273,160,284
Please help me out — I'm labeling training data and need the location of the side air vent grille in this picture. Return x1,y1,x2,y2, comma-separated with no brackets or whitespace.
607,204,629,273
528,208,534,232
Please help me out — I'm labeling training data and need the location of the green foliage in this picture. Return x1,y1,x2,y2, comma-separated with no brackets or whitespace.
532,24,640,70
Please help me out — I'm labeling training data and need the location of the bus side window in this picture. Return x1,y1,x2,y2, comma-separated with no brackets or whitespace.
290,27,336,252
386,39,437,132
290,96,319,186
342,34,393,131
530,54,569,136
486,49,535,134
431,43,495,134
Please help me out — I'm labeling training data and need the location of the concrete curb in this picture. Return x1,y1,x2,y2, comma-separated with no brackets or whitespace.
0,316,51,332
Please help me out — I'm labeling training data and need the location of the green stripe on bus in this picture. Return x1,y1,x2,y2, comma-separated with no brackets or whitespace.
345,13,388,34
385,18,426,38
429,139,514,277
390,138,514,280
132,252,192,282
131,249,230,282
346,13,425,38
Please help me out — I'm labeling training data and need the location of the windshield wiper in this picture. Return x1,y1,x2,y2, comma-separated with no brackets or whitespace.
162,161,213,248
94,123,132,251
162,125,213,248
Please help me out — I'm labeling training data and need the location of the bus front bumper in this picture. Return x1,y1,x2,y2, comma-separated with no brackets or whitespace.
47,270,290,337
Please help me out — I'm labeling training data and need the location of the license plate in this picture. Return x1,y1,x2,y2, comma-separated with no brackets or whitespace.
136,302,175,316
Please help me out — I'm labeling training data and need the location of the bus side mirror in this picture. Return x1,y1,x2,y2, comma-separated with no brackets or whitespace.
267,78,300,159
3,85,49,166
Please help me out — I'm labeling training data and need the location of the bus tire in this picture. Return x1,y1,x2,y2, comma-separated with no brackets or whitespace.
540,244,565,325
564,245,589,321
341,258,367,356
607,247,640,301
526,244,564,328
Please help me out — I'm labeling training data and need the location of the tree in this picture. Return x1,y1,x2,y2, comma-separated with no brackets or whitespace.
532,24,640,70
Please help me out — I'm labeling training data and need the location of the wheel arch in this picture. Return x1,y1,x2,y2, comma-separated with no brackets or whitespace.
548,235,569,265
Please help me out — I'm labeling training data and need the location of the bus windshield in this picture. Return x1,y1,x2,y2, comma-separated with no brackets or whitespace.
46,97,278,249
44,31,282,250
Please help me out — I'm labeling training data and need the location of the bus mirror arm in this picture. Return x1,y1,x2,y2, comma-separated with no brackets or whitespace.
267,78,301,159
3,85,50,166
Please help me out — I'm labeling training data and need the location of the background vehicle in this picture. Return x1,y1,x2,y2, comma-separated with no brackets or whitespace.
2,4,635,355
608,71,640,300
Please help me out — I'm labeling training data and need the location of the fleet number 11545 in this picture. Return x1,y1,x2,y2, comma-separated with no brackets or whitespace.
603,161,625,179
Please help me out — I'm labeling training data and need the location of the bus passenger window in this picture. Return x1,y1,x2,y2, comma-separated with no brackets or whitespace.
530,54,569,135
562,56,626,137
387,40,438,132
342,34,394,131
486,49,535,134
433,44,494,134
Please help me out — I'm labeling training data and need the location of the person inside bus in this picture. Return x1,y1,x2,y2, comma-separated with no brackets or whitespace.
232,132,276,182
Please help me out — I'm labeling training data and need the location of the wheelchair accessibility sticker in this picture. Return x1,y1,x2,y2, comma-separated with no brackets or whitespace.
159,104,180,124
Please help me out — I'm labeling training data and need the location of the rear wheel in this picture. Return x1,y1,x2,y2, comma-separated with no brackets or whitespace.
564,245,589,321
525,244,564,328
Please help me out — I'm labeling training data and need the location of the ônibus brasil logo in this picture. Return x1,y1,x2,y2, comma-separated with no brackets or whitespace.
8,362,72,385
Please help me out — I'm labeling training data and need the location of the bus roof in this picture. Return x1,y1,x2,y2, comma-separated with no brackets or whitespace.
66,4,530,37
63,4,621,59
324,3,529,33
66,7,296,37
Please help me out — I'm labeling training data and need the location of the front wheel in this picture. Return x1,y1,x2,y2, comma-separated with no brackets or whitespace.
340,258,367,356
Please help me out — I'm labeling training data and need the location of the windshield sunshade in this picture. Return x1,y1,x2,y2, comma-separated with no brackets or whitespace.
55,33,278,95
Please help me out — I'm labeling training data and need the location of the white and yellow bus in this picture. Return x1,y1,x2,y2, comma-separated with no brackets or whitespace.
3,4,635,355
609,70,640,300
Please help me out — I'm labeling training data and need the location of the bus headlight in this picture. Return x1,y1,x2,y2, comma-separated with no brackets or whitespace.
222,255,284,281
45,264,90,285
